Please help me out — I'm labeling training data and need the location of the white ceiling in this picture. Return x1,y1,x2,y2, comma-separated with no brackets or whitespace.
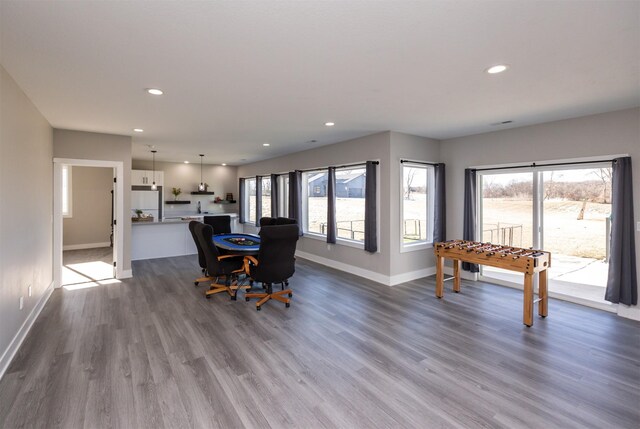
1,1,638,164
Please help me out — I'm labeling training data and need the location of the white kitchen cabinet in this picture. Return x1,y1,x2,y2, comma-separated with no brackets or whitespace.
132,170,163,186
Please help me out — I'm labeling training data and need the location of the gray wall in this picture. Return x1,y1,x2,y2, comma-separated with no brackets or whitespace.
238,132,393,277
0,65,53,364
440,107,640,316
389,132,441,276
53,129,132,271
132,160,238,216
63,166,113,247
237,131,441,281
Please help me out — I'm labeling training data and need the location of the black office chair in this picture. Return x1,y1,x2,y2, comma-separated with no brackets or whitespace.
259,217,277,226
188,221,211,286
275,217,297,225
244,224,299,310
194,222,246,299
204,215,232,234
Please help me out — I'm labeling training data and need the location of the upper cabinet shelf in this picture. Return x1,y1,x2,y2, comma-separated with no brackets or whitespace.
190,191,215,195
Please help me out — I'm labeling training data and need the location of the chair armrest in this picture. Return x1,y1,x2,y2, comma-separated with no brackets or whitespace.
244,255,259,265
243,255,258,274
217,254,243,261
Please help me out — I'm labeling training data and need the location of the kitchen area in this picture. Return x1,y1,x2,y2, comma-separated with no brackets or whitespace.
130,158,240,260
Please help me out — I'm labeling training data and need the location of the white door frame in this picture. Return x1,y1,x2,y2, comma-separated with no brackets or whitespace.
53,158,125,288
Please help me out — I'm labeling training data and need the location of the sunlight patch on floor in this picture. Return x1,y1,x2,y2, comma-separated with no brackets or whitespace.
62,260,114,286
63,278,122,291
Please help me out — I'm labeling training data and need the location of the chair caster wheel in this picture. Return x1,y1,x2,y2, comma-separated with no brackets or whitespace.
231,296,237,301
194,282,199,286
245,297,250,302
256,306,261,311
288,293,292,297
205,295,211,299
285,303,290,308
285,281,289,286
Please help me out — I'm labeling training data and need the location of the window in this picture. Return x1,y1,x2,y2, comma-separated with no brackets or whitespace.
62,165,72,217
261,177,271,218
401,163,434,249
278,175,289,218
245,178,256,224
335,166,366,242
303,170,328,236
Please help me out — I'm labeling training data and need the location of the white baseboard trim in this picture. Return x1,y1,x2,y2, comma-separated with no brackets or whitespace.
295,250,436,286
119,269,133,279
63,242,111,251
296,250,391,285
443,266,478,281
617,305,640,321
389,267,436,286
0,281,54,381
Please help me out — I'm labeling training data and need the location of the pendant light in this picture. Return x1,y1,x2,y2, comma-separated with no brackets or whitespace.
150,150,157,190
198,154,205,191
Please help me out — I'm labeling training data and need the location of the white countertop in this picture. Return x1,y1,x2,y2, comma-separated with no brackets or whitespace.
132,213,238,226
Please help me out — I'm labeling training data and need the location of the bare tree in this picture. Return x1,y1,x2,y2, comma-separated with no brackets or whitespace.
405,168,417,200
544,171,555,200
591,168,612,203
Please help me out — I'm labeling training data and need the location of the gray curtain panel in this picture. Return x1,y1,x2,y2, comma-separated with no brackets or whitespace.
605,157,637,305
364,161,378,253
270,173,279,217
327,167,337,244
238,178,246,224
462,168,479,272
255,176,262,227
289,171,303,234
433,163,446,243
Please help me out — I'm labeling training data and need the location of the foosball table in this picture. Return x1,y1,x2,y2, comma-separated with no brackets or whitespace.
434,240,551,327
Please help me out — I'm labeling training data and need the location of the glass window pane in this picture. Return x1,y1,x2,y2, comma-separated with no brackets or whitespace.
335,167,366,242
62,165,71,217
305,170,327,235
280,175,289,218
543,167,611,294
402,166,428,243
247,178,256,223
261,177,271,218
481,172,533,248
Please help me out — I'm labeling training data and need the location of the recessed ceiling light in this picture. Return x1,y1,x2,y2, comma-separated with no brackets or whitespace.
184,161,189,164
486,64,509,74
133,128,144,133
263,143,270,147
222,163,227,166
146,88,164,95
325,122,335,127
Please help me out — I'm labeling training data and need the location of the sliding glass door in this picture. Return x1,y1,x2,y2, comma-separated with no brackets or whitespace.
478,164,612,304
480,171,534,283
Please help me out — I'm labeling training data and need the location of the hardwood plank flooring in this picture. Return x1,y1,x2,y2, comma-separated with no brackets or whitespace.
1,256,639,428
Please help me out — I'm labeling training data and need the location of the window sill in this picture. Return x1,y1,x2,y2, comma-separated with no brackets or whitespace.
303,232,365,249
400,241,433,253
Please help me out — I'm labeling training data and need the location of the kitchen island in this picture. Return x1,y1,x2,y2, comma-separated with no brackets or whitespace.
131,213,239,260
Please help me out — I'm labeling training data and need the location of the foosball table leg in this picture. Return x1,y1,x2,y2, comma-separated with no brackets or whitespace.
539,269,548,317
436,255,444,298
453,259,461,293
523,273,534,327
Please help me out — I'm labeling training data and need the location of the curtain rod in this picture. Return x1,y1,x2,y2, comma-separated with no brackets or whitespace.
400,159,440,166
251,161,379,177
296,160,378,173
471,158,618,172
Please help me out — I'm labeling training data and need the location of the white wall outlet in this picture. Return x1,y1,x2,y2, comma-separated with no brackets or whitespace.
19,296,24,310
28,285,32,297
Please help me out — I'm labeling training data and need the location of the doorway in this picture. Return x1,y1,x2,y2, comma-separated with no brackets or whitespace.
53,159,125,289
479,163,613,307
61,165,115,287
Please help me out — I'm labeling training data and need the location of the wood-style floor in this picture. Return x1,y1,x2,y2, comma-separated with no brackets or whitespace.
1,256,639,428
